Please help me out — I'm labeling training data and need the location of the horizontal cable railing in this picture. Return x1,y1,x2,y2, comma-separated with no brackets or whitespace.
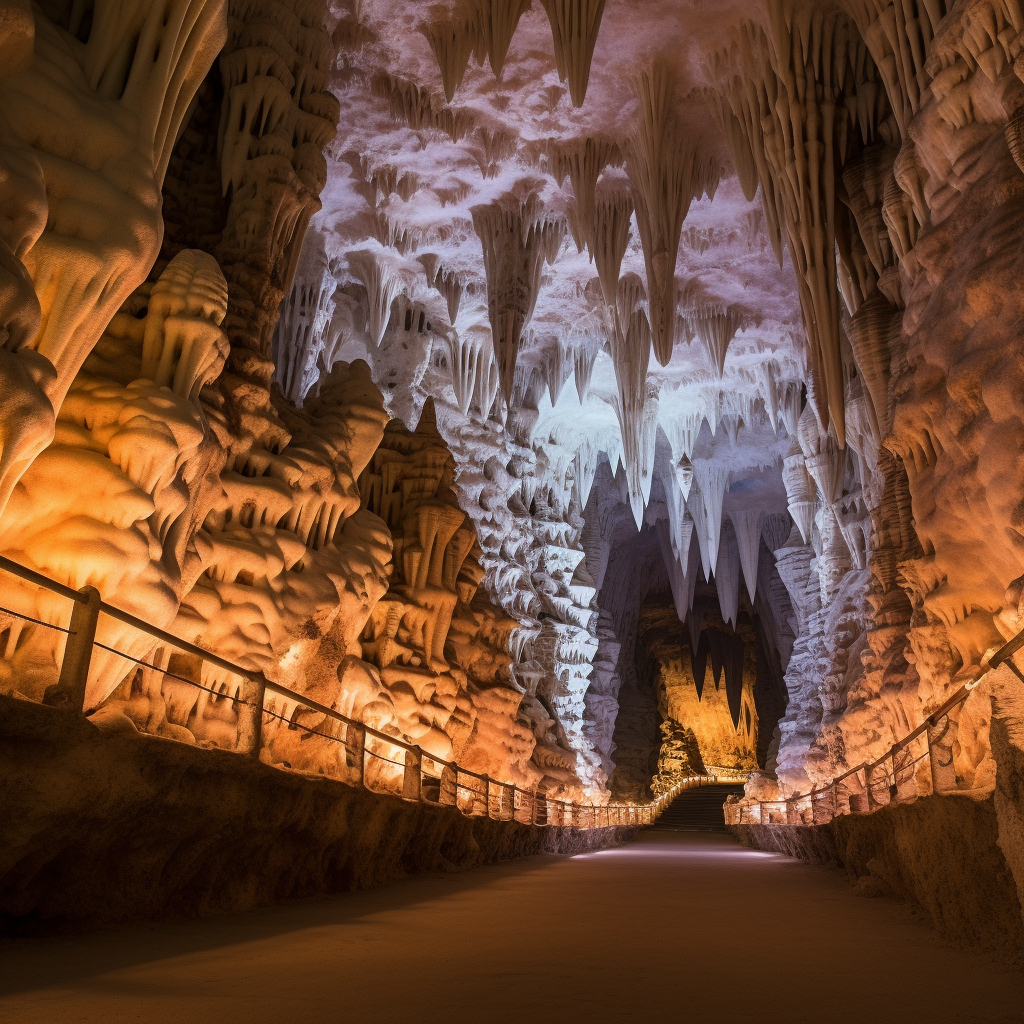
725,630,1024,828
0,555,728,830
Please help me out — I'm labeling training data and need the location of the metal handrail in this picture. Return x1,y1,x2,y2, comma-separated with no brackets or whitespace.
725,629,1024,828
0,555,729,830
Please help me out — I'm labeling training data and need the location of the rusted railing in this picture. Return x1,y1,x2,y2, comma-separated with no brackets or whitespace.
0,555,723,830
725,630,1024,827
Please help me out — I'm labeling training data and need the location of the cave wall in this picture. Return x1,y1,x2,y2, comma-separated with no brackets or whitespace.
4,0,1024,844
0,695,632,934
731,792,1024,967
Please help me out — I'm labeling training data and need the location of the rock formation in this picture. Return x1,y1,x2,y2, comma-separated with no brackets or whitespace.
2,0,1024,844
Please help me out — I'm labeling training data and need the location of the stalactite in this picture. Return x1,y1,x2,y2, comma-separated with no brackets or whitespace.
548,136,620,254
729,509,763,605
347,249,405,348
475,0,532,81
420,5,480,103
370,72,475,142
473,127,518,179
841,0,951,139
847,292,898,436
573,338,598,402
689,461,730,581
687,303,743,379
609,274,654,529
471,190,558,404
757,360,781,435
542,339,572,405
627,62,717,367
446,326,496,418
539,0,608,107
715,520,741,628
590,189,633,308
662,408,704,467
715,3,890,445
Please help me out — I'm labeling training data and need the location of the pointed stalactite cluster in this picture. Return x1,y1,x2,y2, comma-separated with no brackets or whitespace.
607,273,655,529
685,302,744,378
477,0,533,81
347,249,406,348
419,4,480,103
591,189,634,308
627,62,719,367
369,72,475,143
714,2,890,445
546,136,622,255
471,190,564,405
216,0,341,366
445,327,499,420
539,0,609,107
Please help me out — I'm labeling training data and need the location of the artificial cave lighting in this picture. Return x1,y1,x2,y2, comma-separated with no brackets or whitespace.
2,0,1024,970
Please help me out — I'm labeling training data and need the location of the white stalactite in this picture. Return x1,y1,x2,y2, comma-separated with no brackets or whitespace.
627,61,717,367
729,509,763,604
539,0,609,107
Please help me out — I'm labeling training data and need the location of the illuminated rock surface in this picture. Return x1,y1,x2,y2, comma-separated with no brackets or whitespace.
3,0,1024,982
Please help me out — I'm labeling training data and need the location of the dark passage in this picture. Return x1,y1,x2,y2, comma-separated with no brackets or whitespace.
649,784,746,832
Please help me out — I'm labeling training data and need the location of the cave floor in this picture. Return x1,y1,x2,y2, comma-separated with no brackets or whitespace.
1,832,1021,1024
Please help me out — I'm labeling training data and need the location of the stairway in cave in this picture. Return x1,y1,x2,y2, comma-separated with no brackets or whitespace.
648,784,747,832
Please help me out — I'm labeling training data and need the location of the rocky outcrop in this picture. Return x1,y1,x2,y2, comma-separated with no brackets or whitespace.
0,695,633,934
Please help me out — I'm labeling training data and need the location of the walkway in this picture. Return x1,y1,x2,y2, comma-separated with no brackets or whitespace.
1,832,1020,1024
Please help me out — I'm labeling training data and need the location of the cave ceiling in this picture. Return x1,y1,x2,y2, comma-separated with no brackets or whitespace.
308,0,808,539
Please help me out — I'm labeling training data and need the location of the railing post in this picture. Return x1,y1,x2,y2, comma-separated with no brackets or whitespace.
927,712,958,795
237,674,266,756
403,745,422,801
44,585,101,711
346,723,365,785
438,765,457,805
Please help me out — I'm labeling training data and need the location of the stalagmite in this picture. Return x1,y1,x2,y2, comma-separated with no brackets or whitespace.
539,0,608,107
627,62,716,366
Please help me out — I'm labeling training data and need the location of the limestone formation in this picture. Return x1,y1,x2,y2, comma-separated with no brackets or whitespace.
4,0,1024,843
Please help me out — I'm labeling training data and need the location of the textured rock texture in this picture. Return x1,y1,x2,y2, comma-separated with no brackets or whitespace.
0,695,632,935
3,0,1024,886
732,794,1024,965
